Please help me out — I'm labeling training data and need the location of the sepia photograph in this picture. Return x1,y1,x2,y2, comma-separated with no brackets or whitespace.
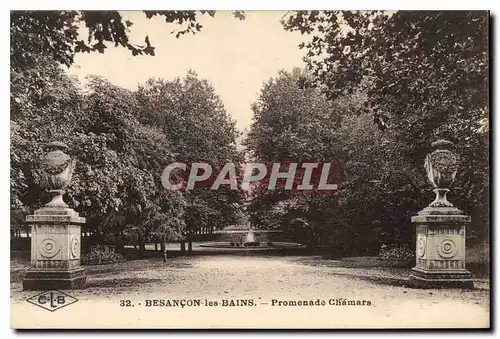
9,8,490,329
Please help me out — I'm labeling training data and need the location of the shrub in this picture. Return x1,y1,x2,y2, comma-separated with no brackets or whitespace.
379,244,415,261
82,245,124,265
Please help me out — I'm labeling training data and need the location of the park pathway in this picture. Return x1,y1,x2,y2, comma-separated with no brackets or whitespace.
11,255,489,328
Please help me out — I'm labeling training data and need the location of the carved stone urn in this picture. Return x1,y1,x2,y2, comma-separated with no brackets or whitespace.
409,140,473,289
42,141,76,208
424,140,458,208
23,142,86,290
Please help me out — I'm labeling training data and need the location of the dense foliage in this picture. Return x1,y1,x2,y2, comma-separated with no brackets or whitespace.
246,64,488,254
280,11,489,242
11,11,247,254
11,57,243,253
244,69,377,250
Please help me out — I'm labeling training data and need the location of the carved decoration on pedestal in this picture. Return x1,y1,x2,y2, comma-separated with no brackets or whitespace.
39,237,61,258
436,239,458,258
417,235,426,258
70,236,80,258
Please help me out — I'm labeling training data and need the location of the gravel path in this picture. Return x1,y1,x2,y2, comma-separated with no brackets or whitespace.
11,255,490,329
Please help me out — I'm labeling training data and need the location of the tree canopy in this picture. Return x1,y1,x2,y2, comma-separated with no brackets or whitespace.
283,11,488,153
11,55,244,252
246,61,488,253
282,11,489,239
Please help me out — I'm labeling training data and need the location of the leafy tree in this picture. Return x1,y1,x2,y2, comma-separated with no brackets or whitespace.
11,11,247,255
74,76,186,253
134,73,245,252
245,66,479,254
283,11,489,239
244,69,347,248
10,58,187,254
245,68,342,162
334,113,427,251
283,11,487,133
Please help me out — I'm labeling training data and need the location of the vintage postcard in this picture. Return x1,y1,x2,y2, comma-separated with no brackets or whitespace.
10,10,490,329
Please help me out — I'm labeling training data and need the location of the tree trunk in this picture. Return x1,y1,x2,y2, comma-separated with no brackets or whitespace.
188,241,193,253
138,232,146,257
115,232,124,255
139,242,146,257
180,241,186,254
161,238,167,262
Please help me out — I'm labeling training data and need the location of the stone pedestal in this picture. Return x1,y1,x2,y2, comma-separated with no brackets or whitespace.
409,207,473,289
23,207,86,290
408,139,474,289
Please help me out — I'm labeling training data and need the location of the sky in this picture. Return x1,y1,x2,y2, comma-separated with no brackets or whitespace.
66,11,307,134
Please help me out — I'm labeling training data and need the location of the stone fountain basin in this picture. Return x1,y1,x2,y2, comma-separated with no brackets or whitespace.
199,241,303,250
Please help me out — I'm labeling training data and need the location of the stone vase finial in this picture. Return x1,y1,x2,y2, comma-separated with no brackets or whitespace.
424,139,458,208
41,141,76,208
